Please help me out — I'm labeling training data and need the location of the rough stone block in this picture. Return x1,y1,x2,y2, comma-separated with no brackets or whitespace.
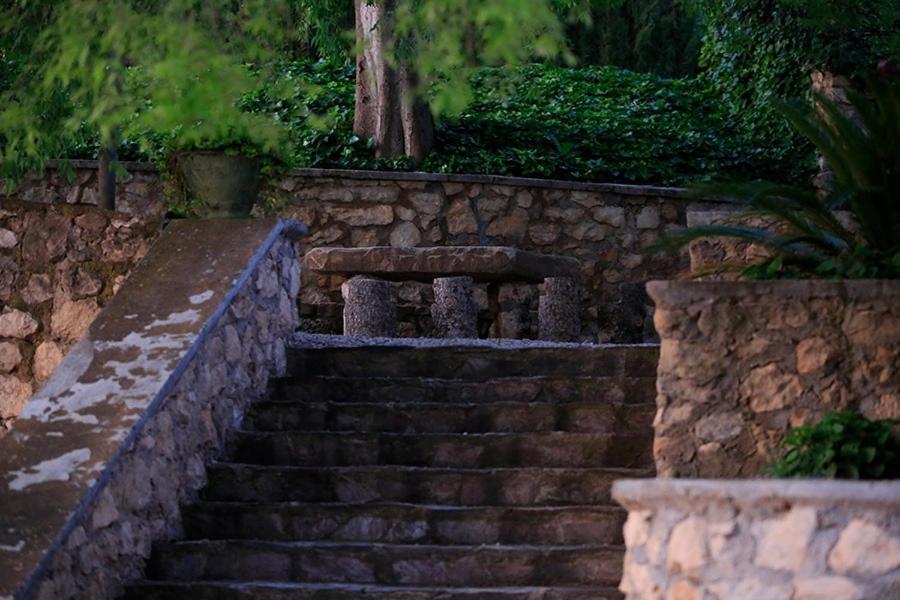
431,277,478,339
539,277,582,342
341,276,398,338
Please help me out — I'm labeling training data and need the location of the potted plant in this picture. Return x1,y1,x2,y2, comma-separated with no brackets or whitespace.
161,118,290,219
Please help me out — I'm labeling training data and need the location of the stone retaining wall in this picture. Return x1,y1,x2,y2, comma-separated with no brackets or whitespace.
613,479,900,600
648,280,900,478
0,219,304,599
5,163,733,342
285,170,702,342
0,199,161,430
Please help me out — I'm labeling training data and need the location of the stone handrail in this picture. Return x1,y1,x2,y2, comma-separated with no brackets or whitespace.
0,218,306,599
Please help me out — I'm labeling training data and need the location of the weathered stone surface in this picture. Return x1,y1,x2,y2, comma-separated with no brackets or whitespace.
0,218,304,599
9,164,723,343
21,273,54,305
50,298,100,342
486,208,529,242
0,227,17,248
635,207,660,229
389,222,422,248
828,519,900,575
0,375,32,421
20,213,70,265
431,277,478,339
614,479,900,600
330,205,394,227
754,506,817,572
0,200,162,425
648,280,900,478
592,207,626,228
539,277,582,342
33,341,64,383
305,246,581,284
0,256,16,300
0,307,39,339
528,224,561,246
341,276,397,337
0,341,22,373
446,199,479,235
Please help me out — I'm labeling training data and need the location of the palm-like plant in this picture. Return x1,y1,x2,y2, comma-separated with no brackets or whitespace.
660,78,900,279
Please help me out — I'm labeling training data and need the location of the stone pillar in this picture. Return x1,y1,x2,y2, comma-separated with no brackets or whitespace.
431,276,478,338
539,277,582,342
341,275,397,337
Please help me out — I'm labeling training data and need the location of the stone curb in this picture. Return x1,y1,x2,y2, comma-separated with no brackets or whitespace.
613,478,900,512
42,161,690,198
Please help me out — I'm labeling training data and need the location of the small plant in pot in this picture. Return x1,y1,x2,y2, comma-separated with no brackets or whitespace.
161,116,290,219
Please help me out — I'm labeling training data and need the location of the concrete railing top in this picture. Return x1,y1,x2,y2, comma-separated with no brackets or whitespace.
613,478,900,512
42,160,692,199
0,218,306,598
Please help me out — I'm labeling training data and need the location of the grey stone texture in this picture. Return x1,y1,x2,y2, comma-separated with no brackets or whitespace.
7,163,740,343
123,341,657,598
431,276,478,338
647,279,900,478
614,478,900,600
0,219,303,600
2,160,165,217
539,277,583,342
341,276,398,337
0,200,161,430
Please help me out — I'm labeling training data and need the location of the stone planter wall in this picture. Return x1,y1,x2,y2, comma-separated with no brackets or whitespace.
613,479,900,600
0,199,161,430
5,163,735,343
648,280,900,478
0,219,304,599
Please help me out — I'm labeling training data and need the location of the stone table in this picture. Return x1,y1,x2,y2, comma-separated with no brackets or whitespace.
304,246,583,340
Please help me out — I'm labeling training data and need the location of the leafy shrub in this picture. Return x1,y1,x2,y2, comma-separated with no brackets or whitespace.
767,412,900,480
658,79,900,279
690,0,899,167
105,61,811,186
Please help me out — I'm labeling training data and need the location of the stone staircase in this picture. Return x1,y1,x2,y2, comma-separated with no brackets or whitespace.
125,343,658,599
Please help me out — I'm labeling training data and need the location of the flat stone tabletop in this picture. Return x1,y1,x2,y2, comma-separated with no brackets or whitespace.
303,246,581,283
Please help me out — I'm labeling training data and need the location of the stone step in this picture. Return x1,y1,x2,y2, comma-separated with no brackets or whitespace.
270,376,657,406
228,431,654,469
145,540,624,587
182,502,626,545
243,400,656,435
202,464,650,506
287,345,659,379
126,581,623,599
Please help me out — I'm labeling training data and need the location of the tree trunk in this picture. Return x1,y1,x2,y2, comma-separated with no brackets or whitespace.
98,143,117,211
353,0,434,161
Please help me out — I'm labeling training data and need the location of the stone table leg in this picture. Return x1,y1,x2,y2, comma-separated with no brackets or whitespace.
539,277,582,342
341,275,397,337
431,276,478,339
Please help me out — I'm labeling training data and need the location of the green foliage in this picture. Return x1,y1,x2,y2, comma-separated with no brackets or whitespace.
767,412,900,480
565,0,704,77
246,61,811,185
690,0,899,162
53,60,812,185
389,0,591,117
0,0,295,188
658,79,900,279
